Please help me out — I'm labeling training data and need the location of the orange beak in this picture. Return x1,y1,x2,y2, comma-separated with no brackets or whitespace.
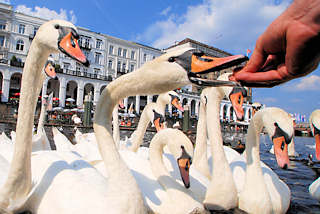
171,98,184,112
44,61,56,78
154,118,165,132
59,32,89,66
315,134,320,160
229,91,244,121
177,157,191,188
273,136,290,169
191,54,248,74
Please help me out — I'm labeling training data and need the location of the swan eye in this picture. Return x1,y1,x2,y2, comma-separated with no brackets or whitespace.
281,141,285,151
168,57,175,62
54,24,60,29
70,36,76,48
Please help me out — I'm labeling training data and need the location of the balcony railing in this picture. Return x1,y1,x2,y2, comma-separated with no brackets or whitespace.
57,68,113,81
10,60,24,68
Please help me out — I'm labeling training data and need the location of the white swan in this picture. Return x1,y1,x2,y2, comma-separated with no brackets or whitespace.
309,109,320,201
200,76,246,210
193,73,245,180
230,107,292,214
93,46,247,213
155,73,246,210
95,128,207,213
127,90,184,152
0,20,142,214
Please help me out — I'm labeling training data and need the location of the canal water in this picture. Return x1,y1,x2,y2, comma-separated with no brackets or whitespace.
1,123,320,213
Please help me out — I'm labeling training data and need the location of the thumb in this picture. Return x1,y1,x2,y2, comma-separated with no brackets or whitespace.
233,48,267,80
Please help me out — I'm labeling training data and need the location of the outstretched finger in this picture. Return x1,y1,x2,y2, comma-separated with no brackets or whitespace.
234,69,285,84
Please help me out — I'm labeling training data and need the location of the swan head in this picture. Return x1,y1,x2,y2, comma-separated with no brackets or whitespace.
143,47,247,89
217,73,247,120
35,20,89,67
167,91,184,112
310,110,320,160
44,57,56,78
152,110,166,132
200,73,247,120
261,107,294,169
158,129,194,188
177,145,193,188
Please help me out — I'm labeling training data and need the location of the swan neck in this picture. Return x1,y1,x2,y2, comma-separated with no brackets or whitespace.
112,106,120,148
1,39,48,202
94,72,160,194
243,111,270,201
149,135,185,193
37,98,47,133
193,101,209,175
155,95,167,113
245,112,264,170
207,92,226,165
129,109,149,152
94,90,132,184
205,89,238,209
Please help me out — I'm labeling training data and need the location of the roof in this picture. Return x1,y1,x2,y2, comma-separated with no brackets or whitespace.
165,38,232,56
131,42,162,52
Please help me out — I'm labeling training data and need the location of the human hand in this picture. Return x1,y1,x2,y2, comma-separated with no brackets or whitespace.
231,0,320,87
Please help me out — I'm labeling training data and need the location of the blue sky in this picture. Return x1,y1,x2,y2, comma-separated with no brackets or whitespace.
3,0,320,118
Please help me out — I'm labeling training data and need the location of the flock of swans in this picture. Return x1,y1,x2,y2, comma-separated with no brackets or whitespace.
0,19,319,214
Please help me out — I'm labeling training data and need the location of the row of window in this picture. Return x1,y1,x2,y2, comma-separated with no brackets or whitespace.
106,59,135,73
79,36,104,50
12,39,152,67
6,22,150,64
109,45,136,60
62,57,135,74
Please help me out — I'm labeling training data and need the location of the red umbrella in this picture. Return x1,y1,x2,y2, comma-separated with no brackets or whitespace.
14,92,20,96
53,97,59,101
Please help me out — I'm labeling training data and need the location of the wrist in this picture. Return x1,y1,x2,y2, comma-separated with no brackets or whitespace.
288,0,320,32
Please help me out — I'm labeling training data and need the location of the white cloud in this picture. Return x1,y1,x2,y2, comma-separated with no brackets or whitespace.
0,0,10,4
137,0,291,53
160,6,172,16
15,5,77,24
283,75,320,91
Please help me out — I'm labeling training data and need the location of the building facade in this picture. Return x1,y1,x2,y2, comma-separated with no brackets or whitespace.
0,2,254,123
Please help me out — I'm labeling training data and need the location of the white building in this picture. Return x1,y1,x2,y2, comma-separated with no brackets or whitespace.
0,2,253,123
